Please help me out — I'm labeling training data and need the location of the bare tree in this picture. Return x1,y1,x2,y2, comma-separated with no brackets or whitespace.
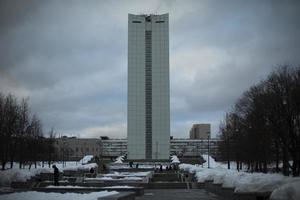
218,65,300,176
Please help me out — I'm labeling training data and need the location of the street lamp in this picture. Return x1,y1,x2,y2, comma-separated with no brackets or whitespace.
207,134,210,168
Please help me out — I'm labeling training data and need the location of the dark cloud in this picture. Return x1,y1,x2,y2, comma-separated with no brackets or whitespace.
1,0,300,138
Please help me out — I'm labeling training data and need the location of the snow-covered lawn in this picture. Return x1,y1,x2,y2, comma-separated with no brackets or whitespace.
0,159,97,187
179,155,300,200
270,181,300,200
0,190,118,200
0,168,51,187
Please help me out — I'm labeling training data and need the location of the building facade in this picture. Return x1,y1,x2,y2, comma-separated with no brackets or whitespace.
54,137,219,161
189,124,211,139
128,14,170,160
54,136,102,161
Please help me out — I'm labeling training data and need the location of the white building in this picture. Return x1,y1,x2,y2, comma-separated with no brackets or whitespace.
54,137,220,161
127,14,170,160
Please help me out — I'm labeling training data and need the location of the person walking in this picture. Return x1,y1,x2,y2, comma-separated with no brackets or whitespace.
52,165,59,186
90,167,96,177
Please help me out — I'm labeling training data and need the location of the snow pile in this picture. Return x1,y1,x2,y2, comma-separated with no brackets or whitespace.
103,185,134,188
179,163,202,174
79,155,94,164
180,164,300,193
109,164,155,169
270,180,300,200
179,156,300,195
0,168,51,186
0,161,98,187
0,190,118,200
114,155,125,164
171,155,180,164
103,171,152,177
201,154,221,168
64,163,97,171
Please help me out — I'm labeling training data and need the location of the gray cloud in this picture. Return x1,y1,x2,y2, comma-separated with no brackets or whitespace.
1,0,300,138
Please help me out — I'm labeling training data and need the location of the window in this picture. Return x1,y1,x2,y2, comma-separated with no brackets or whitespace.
155,21,164,23
132,21,141,23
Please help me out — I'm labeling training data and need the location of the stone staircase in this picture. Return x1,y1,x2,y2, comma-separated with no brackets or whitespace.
148,171,202,189
151,172,181,182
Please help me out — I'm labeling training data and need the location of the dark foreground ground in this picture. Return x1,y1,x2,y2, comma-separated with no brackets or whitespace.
136,189,222,200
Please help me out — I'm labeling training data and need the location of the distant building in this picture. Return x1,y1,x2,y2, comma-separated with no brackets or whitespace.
54,136,219,161
54,136,102,161
170,138,219,158
189,124,211,139
127,14,170,160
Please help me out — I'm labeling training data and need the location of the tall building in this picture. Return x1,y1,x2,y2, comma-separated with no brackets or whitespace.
127,14,170,160
190,124,211,139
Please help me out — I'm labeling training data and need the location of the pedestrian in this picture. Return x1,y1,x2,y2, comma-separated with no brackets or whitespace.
52,165,59,186
90,167,95,177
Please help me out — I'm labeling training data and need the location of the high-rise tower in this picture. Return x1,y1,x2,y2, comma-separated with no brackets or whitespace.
127,14,170,160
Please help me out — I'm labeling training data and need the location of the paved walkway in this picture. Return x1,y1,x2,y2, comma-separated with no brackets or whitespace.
136,189,222,200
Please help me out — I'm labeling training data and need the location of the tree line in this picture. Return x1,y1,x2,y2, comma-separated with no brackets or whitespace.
0,93,57,170
218,65,300,176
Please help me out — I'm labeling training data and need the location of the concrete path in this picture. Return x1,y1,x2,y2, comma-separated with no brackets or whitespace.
136,189,222,200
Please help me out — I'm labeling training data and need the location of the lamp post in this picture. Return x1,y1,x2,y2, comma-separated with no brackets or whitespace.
207,135,210,168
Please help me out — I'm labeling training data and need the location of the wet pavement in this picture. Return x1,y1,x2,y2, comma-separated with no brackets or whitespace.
136,189,222,200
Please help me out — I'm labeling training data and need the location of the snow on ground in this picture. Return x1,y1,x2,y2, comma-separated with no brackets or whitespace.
200,154,221,168
103,185,134,188
0,187,14,193
0,190,118,200
103,171,152,177
63,163,98,171
0,159,97,187
109,164,154,169
46,185,95,188
179,155,300,200
0,168,51,186
79,155,94,165
270,181,300,200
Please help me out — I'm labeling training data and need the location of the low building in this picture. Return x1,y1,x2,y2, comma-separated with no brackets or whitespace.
189,124,211,139
170,138,219,157
54,136,102,161
54,136,219,161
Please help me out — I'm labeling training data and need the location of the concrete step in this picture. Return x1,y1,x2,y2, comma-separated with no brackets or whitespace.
146,182,189,189
33,186,144,196
152,173,181,182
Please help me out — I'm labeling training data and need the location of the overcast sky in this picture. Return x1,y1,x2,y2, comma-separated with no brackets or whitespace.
1,0,300,138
